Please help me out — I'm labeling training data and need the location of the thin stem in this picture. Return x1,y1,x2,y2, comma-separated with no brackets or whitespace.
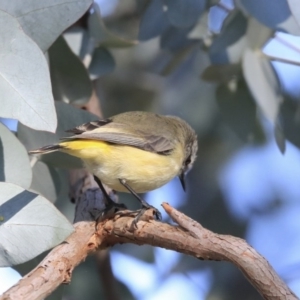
275,33,300,55
263,53,300,66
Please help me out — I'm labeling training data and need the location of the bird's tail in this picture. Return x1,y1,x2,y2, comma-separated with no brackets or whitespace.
29,144,64,155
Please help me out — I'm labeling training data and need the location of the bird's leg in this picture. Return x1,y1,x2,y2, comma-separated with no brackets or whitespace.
93,175,114,206
119,178,162,226
93,176,126,219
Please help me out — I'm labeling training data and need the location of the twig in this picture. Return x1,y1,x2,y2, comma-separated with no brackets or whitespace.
275,33,300,55
1,198,297,300
264,53,300,66
100,205,296,300
162,203,297,300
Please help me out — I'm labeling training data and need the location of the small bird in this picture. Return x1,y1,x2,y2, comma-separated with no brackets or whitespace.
29,111,198,222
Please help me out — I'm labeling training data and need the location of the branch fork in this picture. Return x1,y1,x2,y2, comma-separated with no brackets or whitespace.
1,197,297,300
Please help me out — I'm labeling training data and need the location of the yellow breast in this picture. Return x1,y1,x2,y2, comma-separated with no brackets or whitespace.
60,140,183,193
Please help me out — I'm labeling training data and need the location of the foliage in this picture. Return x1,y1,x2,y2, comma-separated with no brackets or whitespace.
1,0,300,299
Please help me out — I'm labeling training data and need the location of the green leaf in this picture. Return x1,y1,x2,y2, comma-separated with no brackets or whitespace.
160,26,194,52
0,0,93,52
246,18,273,50
242,49,282,124
163,0,205,28
0,182,74,266
49,36,92,105
237,0,300,35
188,12,209,39
216,80,256,141
209,11,247,64
64,27,90,60
18,101,97,169
30,161,61,203
0,10,56,132
88,47,115,80
88,3,137,48
274,122,286,154
0,123,32,189
288,0,300,28
280,97,300,149
138,0,170,41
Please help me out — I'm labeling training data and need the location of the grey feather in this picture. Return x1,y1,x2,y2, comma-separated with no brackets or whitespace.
63,132,173,154
63,111,195,155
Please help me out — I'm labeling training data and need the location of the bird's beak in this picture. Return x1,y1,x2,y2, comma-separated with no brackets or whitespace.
179,173,186,192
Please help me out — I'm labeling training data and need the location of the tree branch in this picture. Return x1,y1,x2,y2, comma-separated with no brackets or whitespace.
1,192,297,300
100,206,297,300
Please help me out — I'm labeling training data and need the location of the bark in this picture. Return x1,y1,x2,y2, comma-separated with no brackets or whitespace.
0,188,297,300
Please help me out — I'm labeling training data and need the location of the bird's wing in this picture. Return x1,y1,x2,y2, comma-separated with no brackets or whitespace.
64,120,174,154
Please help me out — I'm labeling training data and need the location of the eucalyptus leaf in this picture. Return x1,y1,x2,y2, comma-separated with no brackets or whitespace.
0,123,32,189
163,0,205,28
237,0,300,35
88,3,137,48
280,97,300,149
30,161,60,203
209,11,247,64
0,182,74,266
246,18,273,50
216,80,256,141
160,26,194,52
49,36,92,105
0,0,93,52
0,10,56,132
242,49,282,124
138,0,170,41
64,27,91,60
274,122,286,154
237,0,288,27
18,101,97,169
225,36,247,64
88,47,115,80
188,12,209,39
288,0,300,28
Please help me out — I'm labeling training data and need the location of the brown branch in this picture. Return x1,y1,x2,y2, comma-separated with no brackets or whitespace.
1,195,297,300
0,221,96,300
100,207,297,300
163,203,297,300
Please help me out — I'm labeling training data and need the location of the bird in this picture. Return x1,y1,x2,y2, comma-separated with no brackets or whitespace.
29,111,198,223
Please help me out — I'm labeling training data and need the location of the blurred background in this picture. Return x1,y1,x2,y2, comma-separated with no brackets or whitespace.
2,0,300,299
